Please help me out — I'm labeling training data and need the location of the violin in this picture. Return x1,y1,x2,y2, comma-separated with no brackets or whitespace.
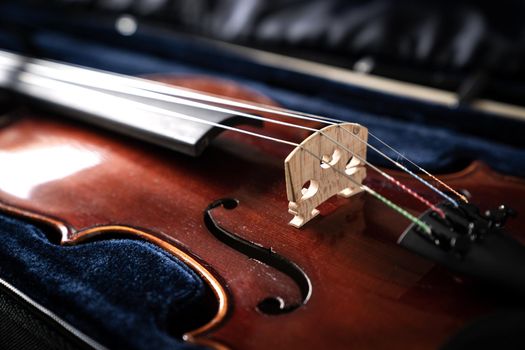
1,49,525,350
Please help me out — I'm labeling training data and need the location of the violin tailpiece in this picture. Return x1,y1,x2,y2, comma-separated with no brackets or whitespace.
284,123,368,228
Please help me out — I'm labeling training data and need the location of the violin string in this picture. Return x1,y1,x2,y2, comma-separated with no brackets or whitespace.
34,68,444,216
260,103,466,205
18,71,300,149
121,76,462,207
329,128,459,208
300,148,432,235
133,90,444,216
317,131,445,218
22,62,444,215
26,59,462,206
146,88,463,207
362,132,468,204
239,93,466,204
200,98,462,208
20,71,433,235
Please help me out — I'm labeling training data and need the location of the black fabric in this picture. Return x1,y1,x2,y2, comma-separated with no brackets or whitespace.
19,0,525,104
0,281,95,350
30,0,523,68
442,310,525,350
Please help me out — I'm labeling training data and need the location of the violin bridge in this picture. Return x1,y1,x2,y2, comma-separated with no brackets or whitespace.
284,123,368,228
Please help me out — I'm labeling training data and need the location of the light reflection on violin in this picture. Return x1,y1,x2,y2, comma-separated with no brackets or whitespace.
0,143,101,199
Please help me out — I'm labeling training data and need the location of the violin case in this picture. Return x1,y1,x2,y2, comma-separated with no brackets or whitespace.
0,1,524,349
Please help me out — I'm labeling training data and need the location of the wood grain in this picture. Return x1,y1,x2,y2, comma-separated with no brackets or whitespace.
285,123,367,227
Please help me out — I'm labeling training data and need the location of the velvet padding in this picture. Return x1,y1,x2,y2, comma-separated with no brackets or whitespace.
0,213,207,350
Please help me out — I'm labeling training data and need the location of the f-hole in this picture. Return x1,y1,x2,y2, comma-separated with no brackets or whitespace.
204,198,312,315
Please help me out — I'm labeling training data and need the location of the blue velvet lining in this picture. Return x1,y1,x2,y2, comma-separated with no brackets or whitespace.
0,213,206,350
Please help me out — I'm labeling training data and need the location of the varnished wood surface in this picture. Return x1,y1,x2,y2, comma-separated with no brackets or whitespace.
0,79,524,350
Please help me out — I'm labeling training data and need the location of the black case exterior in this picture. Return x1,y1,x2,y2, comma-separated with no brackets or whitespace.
0,279,99,350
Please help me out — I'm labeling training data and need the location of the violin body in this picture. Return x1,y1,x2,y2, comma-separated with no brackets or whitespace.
1,77,525,350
